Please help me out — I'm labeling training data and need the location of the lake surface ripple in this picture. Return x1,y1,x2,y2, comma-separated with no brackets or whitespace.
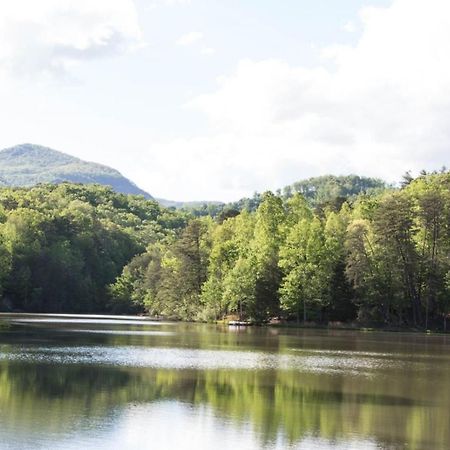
0,314,449,449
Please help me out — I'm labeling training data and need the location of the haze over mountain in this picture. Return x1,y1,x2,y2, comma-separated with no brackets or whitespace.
0,144,152,199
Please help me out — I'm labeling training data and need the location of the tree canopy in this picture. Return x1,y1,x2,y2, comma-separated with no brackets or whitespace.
1,172,449,329
0,183,187,313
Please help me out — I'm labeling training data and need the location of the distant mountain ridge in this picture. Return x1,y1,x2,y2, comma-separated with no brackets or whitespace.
0,144,152,198
178,174,389,217
0,144,389,211
155,198,225,209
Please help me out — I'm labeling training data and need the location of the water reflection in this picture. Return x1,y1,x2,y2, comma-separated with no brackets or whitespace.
0,314,449,450
0,344,410,375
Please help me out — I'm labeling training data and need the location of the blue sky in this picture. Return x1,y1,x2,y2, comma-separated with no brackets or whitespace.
0,0,448,201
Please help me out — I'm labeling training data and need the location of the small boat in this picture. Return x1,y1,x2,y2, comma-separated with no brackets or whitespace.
228,320,253,326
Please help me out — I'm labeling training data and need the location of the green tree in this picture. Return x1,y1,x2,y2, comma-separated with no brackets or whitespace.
251,192,285,321
279,217,330,323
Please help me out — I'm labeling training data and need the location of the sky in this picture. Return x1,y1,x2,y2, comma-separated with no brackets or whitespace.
0,0,449,201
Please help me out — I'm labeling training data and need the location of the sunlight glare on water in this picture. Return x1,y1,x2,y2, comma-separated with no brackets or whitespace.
0,344,402,375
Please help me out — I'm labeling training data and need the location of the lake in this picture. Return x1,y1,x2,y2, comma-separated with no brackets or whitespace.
0,314,449,449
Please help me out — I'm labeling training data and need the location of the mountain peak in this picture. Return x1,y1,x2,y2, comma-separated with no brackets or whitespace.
0,144,152,199
4,143,64,155
1,144,80,166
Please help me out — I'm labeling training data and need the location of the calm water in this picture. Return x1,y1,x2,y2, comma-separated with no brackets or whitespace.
0,314,449,450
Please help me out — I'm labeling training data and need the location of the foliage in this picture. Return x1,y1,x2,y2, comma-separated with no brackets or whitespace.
0,183,187,312
1,169,449,329
182,175,388,217
113,172,450,328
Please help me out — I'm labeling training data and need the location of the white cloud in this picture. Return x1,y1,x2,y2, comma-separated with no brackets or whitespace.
201,47,216,56
342,21,356,33
0,0,142,78
176,31,203,46
144,0,192,10
150,0,450,200
164,0,192,4
2,0,450,202
154,0,191,5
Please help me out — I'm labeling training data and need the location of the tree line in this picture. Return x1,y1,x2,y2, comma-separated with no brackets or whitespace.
0,183,187,312
179,175,387,218
111,172,450,328
0,173,449,329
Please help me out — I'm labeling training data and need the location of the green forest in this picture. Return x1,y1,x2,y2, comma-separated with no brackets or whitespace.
1,172,449,329
0,183,187,313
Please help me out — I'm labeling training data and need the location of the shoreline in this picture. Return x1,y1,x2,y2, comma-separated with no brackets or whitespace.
1,311,448,334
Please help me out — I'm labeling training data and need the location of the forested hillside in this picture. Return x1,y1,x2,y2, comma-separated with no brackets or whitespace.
282,174,387,204
1,172,449,329
0,144,152,198
184,175,388,218
0,184,186,313
111,171,450,328
0,144,387,214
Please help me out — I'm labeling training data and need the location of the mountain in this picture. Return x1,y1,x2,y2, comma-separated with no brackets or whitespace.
280,174,388,203
184,174,389,218
0,144,389,210
226,175,388,212
0,144,152,198
156,198,224,209
159,175,388,211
